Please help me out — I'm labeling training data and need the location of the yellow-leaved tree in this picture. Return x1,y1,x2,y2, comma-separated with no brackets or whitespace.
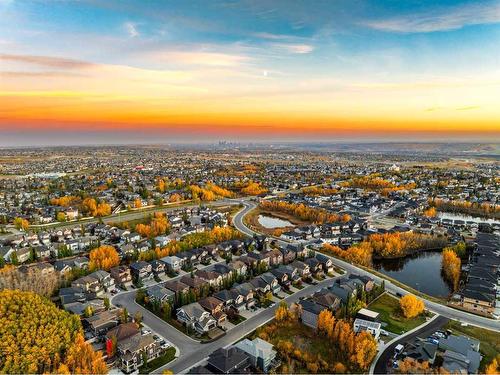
399,294,425,319
0,289,107,374
89,245,120,271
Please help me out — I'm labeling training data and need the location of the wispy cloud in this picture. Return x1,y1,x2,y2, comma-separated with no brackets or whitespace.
157,51,250,67
1,70,86,78
456,105,480,111
124,22,139,37
0,53,96,69
271,43,314,54
363,2,500,33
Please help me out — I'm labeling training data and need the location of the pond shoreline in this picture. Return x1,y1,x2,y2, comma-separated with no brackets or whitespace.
372,247,444,261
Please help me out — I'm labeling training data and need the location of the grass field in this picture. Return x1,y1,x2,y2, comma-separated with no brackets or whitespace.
445,320,500,370
368,293,428,334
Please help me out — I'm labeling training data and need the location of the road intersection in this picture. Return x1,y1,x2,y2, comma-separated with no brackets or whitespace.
112,198,499,373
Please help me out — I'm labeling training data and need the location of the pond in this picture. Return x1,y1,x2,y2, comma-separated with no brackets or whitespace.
257,214,294,229
373,251,452,298
438,212,500,225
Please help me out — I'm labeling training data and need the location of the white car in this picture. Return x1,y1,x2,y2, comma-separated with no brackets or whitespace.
141,329,152,336
161,343,171,350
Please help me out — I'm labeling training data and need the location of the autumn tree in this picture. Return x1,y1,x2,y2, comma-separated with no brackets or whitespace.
57,212,67,222
134,198,143,209
156,178,166,193
260,200,348,224
241,182,267,196
442,249,461,291
485,355,500,375
352,331,378,370
398,358,432,374
317,309,335,337
423,207,437,217
89,245,120,271
0,289,107,374
82,198,111,217
169,193,182,203
0,266,60,297
13,217,29,231
64,334,107,374
205,182,234,198
275,301,291,322
399,294,425,319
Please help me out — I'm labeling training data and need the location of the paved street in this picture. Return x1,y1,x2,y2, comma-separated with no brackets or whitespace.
163,274,341,374
373,316,449,374
233,200,500,331
112,198,499,374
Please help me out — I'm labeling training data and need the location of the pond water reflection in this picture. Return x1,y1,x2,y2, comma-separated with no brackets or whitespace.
257,214,293,229
373,251,452,298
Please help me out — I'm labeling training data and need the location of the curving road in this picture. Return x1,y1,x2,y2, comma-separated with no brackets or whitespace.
232,200,499,331
113,198,499,374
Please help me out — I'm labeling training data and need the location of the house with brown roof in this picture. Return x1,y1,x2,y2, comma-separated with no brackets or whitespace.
199,296,227,326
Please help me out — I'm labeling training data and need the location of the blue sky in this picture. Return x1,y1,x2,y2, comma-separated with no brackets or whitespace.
1,0,499,145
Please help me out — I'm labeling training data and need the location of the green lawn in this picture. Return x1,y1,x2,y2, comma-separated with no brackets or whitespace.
139,347,176,374
445,320,500,370
229,314,247,325
368,293,428,334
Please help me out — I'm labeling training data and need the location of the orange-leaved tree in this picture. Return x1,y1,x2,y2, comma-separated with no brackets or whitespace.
89,245,120,271
399,294,425,319
442,249,461,291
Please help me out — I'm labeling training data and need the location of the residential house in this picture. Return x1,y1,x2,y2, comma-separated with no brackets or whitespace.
304,257,323,276
84,309,121,335
234,338,277,373
176,302,217,334
198,296,227,326
270,268,290,289
150,260,165,276
72,275,103,298
164,279,190,298
108,323,161,373
315,253,334,274
180,275,209,294
228,259,248,276
146,284,175,305
312,289,341,311
299,299,325,329
260,272,281,294
88,270,115,292
160,255,183,273
353,318,381,339
232,282,256,309
290,260,311,279
262,248,283,266
206,347,251,374
130,261,153,282
110,265,132,287
195,269,223,288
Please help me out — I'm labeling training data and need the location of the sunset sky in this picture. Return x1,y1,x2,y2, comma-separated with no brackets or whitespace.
1,0,500,145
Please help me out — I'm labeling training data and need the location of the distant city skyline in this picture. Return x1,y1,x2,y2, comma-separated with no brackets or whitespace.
1,0,500,145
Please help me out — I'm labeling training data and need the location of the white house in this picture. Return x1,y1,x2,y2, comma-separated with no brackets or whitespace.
353,318,381,339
